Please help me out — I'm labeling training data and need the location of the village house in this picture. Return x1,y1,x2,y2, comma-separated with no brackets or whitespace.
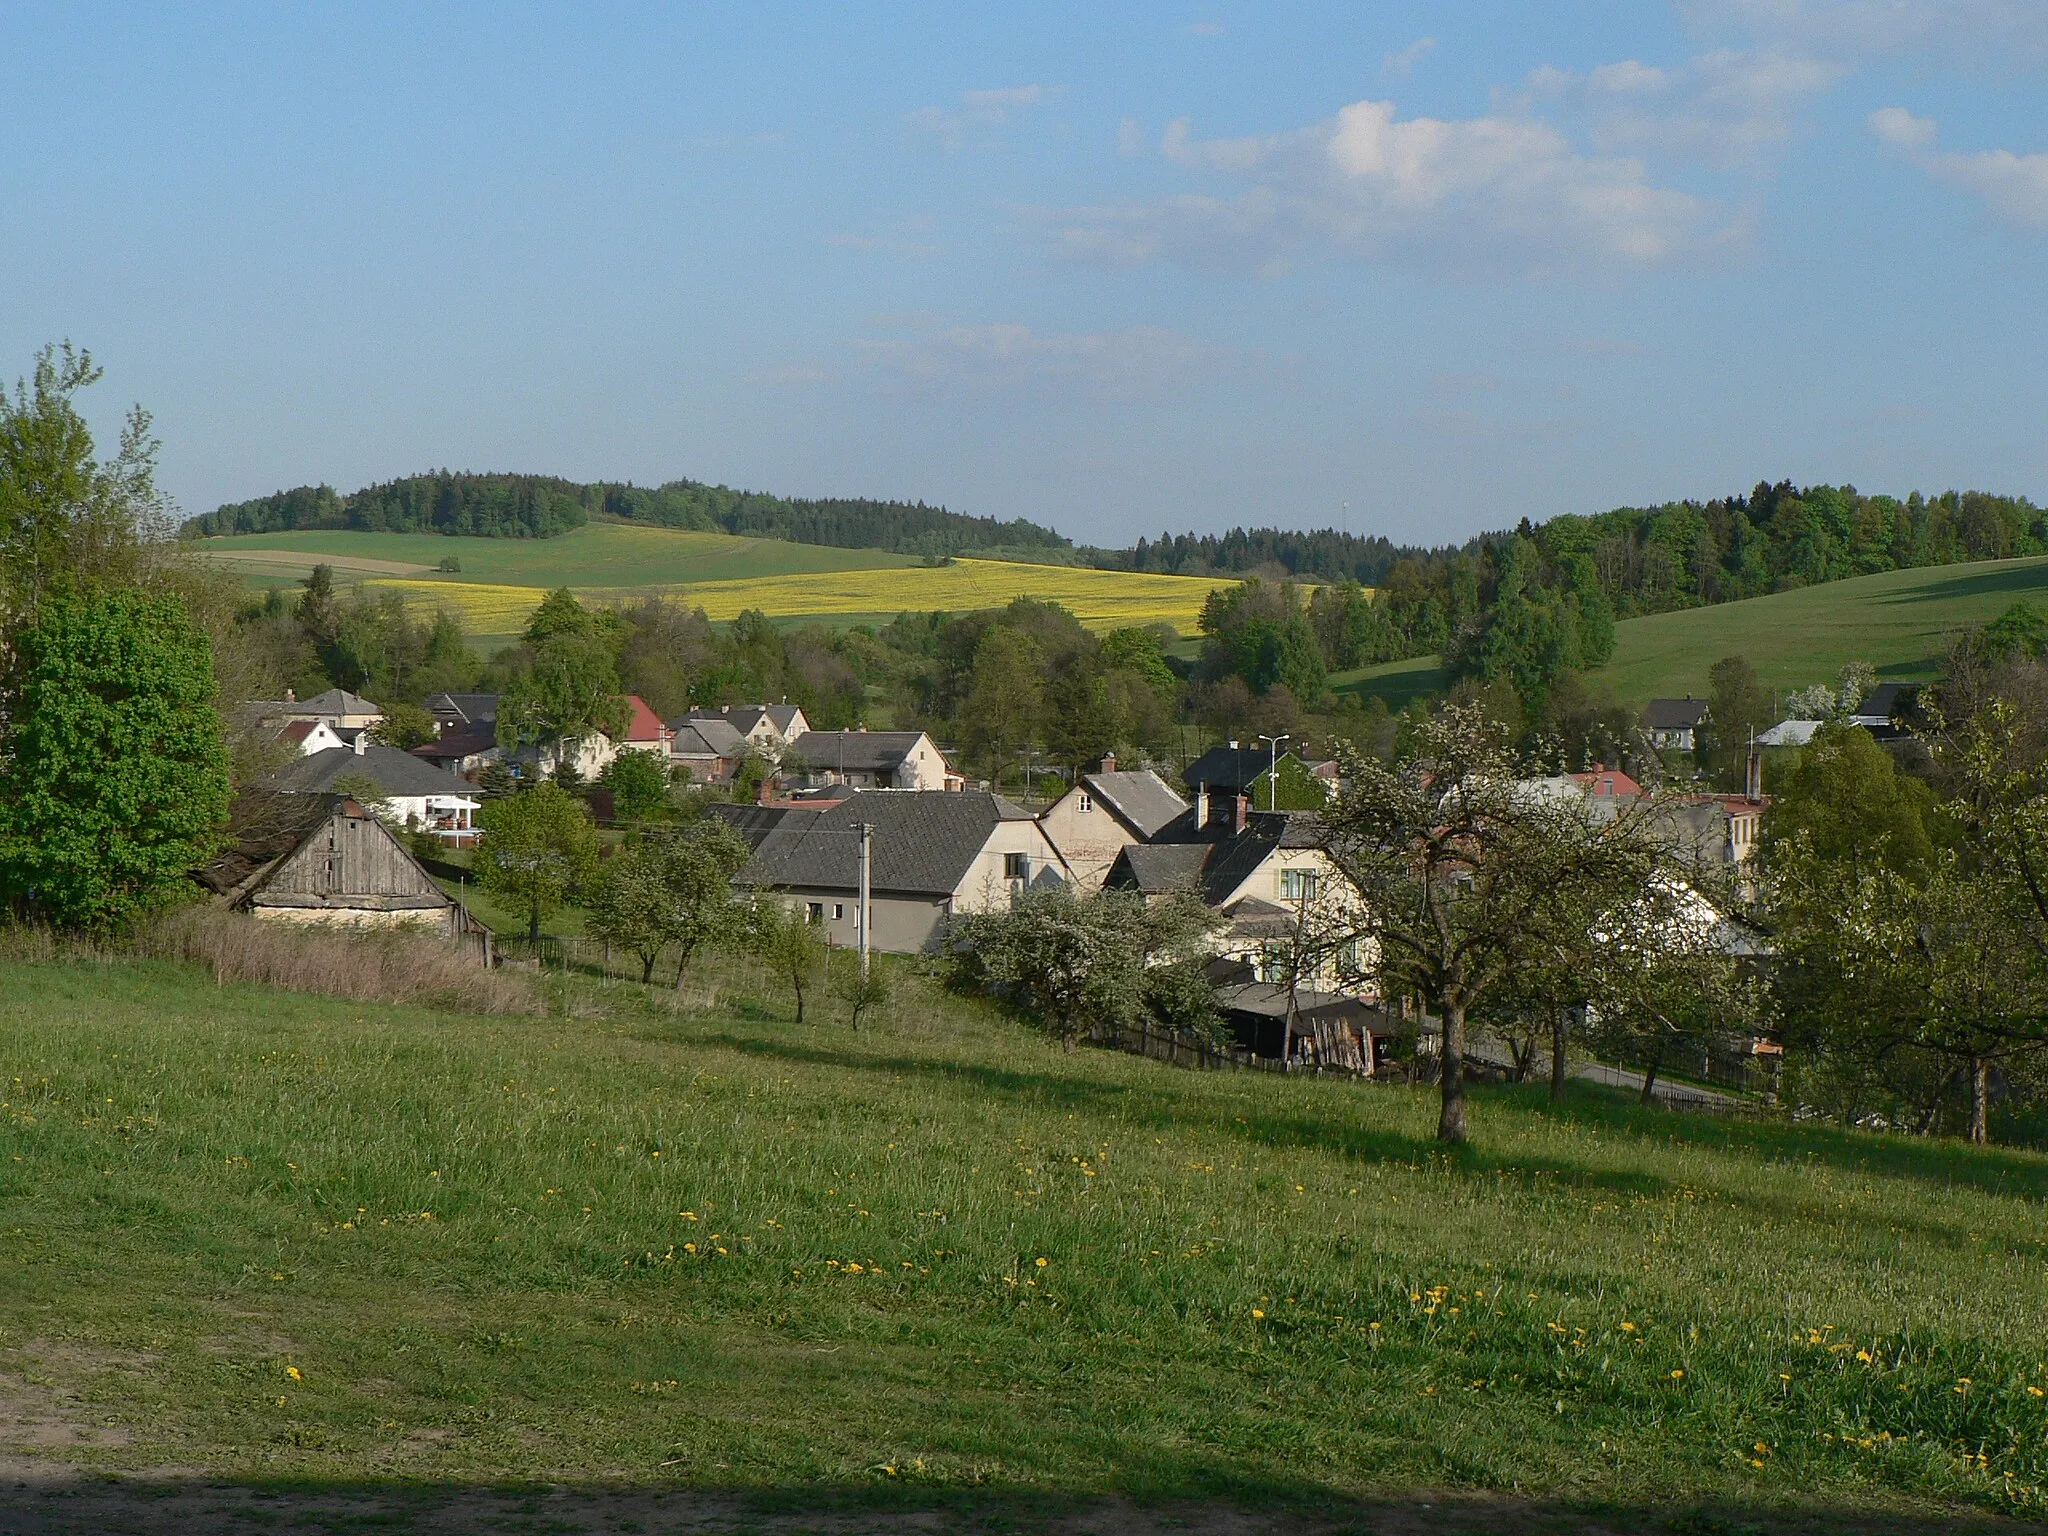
1181,741,1330,810
195,790,470,931
1643,697,1710,752
1036,754,1188,890
726,789,1067,954
273,718,347,756
667,716,750,783
259,737,482,843
257,687,386,733
785,729,958,792
678,704,810,758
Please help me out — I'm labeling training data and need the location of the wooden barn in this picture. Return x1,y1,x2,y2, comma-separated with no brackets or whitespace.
197,791,471,932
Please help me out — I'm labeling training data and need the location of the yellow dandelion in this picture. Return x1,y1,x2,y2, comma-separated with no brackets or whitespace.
1035,1257,1048,1267
1251,1309,1265,1319
285,1366,302,1381
1669,1370,1684,1380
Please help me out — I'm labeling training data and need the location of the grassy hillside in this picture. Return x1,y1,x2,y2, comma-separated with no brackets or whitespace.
193,523,1232,638
1338,554,2048,711
1,952,2044,1531
192,522,920,588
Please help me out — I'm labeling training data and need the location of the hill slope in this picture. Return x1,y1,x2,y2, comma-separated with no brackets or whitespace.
0,952,2042,1526
1338,553,2048,709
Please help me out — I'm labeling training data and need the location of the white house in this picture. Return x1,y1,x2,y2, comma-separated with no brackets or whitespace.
259,738,482,843
274,719,347,756
1037,755,1188,891
679,704,810,758
786,730,957,792
728,790,1068,953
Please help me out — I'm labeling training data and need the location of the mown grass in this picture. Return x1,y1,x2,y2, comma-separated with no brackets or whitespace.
2,952,2046,1528
1336,555,2048,712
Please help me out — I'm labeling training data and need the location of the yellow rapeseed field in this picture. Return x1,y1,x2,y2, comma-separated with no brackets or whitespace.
368,557,1244,635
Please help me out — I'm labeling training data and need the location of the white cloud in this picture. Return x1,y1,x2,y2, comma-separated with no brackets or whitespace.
911,85,1051,147
1871,109,2048,230
861,322,1222,400
1527,48,1841,171
1383,37,1435,76
1047,99,1733,275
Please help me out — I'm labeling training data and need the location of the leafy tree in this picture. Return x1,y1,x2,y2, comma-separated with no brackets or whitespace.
650,818,753,988
950,885,1216,1050
600,749,671,821
586,840,680,983
751,899,826,1022
1760,721,1936,877
961,627,1043,787
0,344,163,620
370,702,439,751
1098,625,1177,695
497,625,629,756
329,771,398,826
830,947,891,1030
1319,702,1683,1143
0,590,230,928
474,781,598,942
1702,654,1775,782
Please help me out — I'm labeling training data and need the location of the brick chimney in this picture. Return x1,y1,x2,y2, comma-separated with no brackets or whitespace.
1099,752,1116,774
1233,793,1249,834
756,775,774,806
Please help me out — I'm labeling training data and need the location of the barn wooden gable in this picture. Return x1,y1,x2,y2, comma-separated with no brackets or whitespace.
253,805,448,912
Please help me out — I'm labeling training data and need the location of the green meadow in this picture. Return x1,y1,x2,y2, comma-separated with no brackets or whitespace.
1337,555,2048,711
189,521,920,590
1,951,2044,1532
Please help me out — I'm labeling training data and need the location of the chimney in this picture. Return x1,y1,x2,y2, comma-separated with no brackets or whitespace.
1195,783,1210,829
1233,793,1249,834
756,775,774,806
1227,738,1239,749
284,687,295,704
1099,752,1116,774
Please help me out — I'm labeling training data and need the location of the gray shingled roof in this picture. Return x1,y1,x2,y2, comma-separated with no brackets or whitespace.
738,790,1033,897
1643,697,1710,730
787,730,933,775
670,719,748,757
1079,770,1187,839
1181,745,1302,796
291,688,381,716
1113,842,1212,895
427,691,500,725
260,744,479,799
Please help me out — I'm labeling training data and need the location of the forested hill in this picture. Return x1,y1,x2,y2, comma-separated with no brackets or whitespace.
182,472,1070,556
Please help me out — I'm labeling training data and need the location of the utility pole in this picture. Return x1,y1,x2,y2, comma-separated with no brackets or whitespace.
1257,733,1290,812
855,821,873,982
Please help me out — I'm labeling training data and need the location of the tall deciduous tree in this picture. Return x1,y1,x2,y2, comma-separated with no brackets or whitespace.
0,590,230,927
1319,702,1679,1143
474,781,598,942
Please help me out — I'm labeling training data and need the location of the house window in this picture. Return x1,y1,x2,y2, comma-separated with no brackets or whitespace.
1004,852,1030,881
1077,792,1093,813
1281,868,1321,902
806,902,825,923
832,903,845,920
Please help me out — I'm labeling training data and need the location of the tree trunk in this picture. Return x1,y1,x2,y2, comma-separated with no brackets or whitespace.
1638,1045,1662,1107
528,908,541,945
640,954,656,984
1549,1005,1570,1103
1970,1057,1991,1146
1438,999,1469,1144
793,976,805,1024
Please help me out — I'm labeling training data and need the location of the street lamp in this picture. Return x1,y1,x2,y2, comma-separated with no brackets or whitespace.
1256,733,1290,812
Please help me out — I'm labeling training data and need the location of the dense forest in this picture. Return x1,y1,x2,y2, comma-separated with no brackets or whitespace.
183,472,1067,555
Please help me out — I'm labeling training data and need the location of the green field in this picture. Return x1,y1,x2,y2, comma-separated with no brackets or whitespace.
191,522,920,589
1,951,2044,1533
1338,555,2048,711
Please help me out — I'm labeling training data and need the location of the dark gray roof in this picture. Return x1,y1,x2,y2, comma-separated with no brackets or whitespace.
260,744,479,799
1079,770,1187,838
1852,682,1918,721
788,730,935,775
1108,809,1323,906
293,688,381,716
1182,745,1299,796
737,790,1034,897
670,719,748,757
705,803,811,851
426,692,500,725
1643,697,1710,729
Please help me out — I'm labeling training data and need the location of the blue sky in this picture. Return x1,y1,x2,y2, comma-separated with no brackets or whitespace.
3,2,2045,546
